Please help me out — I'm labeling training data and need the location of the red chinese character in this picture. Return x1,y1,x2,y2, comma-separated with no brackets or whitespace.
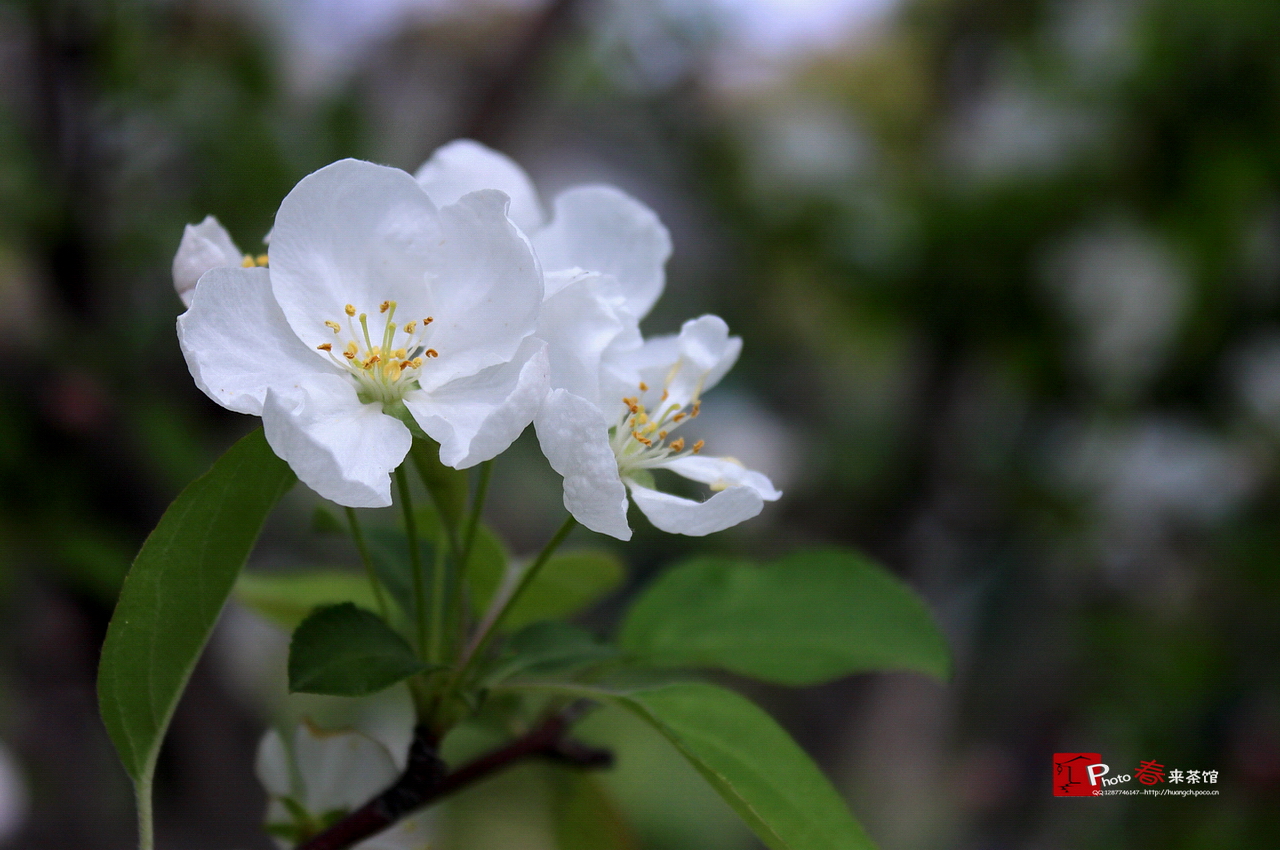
1135,760,1165,785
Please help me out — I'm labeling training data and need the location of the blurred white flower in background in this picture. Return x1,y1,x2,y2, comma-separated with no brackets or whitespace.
257,723,431,850
1043,225,1188,397
0,741,28,844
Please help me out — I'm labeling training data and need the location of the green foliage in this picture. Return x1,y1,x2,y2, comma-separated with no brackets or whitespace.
288,602,430,697
552,772,638,850
79,429,290,850
470,549,624,632
620,549,949,685
482,621,619,685
234,570,381,630
97,428,295,784
520,682,876,850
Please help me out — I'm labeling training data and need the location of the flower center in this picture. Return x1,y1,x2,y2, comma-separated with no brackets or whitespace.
316,300,439,404
610,380,705,476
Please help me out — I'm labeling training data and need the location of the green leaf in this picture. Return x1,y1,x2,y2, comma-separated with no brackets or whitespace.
514,681,876,850
482,621,619,685
97,427,295,783
619,549,949,685
288,603,429,696
552,771,638,850
470,548,624,632
234,570,381,630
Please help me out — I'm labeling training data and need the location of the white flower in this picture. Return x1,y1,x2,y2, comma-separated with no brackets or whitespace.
414,139,671,322
535,315,781,540
171,215,262,307
177,158,548,508
256,723,431,850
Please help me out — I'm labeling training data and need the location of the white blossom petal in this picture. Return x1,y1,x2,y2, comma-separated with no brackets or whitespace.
534,389,631,539
533,186,671,320
177,267,328,416
664,455,782,501
268,159,440,352
627,480,764,536
291,725,400,813
262,373,411,508
254,729,294,799
173,215,242,307
537,270,631,407
405,338,549,469
414,139,544,233
612,315,742,410
415,189,543,389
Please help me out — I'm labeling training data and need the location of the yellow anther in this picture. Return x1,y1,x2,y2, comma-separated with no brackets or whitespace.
345,304,356,317
639,381,649,391
661,389,669,402
317,343,332,351
692,440,705,454
669,437,685,452
691,401,702,417
423,316,434,325
362,354,380,368
710,481,729,492
412,357,423,368
636,413,649,425
642,422,658,436
399,360,413,371
345,341,358,355
425,348,439,358
241,255,255,268
392,348,407,359
324,320,341,333
403,321,416,334
379,300,391,313
343,350,355,360
255,254,269,266
658,430,668,440
673,412,686,423
632,431,652,447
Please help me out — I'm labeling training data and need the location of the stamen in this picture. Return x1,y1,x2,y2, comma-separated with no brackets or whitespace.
359,313,373,349
255,254,269,266
632,431,652,447
403,321,417,334
669,437,685,452
673,412,686,423
425,349,439,358
345,304,356,317
692,440,705,454
317,343,332,351
324,321,341,333
379,300,391,313
661,389,669,402
658,431,667,440
691,401,702,418
423,317,434,326
241,255,255,268
639,381,649,391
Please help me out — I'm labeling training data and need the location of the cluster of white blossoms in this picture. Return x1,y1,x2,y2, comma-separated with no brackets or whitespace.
175,140,780,537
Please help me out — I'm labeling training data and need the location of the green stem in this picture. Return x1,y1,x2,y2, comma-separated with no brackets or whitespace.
395,466,429,658
459,460,493,572
135,776,153,850
429,527,448,664
345,506,389,620
459,516,577,671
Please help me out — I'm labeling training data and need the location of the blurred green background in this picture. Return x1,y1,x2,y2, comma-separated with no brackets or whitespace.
1,0,1278,847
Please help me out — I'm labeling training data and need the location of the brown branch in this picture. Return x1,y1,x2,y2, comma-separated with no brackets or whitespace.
295,701,609,850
